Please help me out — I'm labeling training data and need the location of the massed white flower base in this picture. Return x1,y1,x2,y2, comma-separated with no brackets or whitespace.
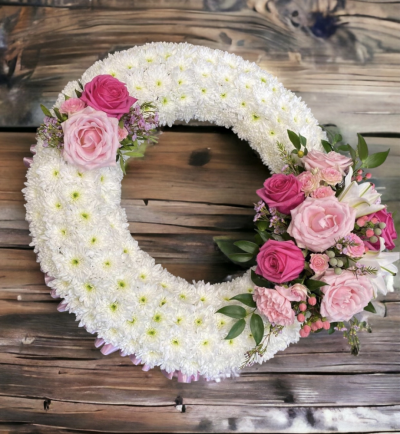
23,42,325,381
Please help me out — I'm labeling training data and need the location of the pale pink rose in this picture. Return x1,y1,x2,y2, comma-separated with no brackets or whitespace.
253,287,295,326
118,127,128,141
59,98,86,116
345,233,365,258
310,253,330,275
321,167,343,185
303,150,353,174
287,196,356,252
62,106,120,170
311,186,335,199
297,171,320,195
276,283,308,302
320,270,374,321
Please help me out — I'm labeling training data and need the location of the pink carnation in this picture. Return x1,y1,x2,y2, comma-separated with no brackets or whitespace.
297,171,320,195
310,253,330,275
303,150,353,174
321,167,343,185
311,186,335,199
253,287,295,326
346,233,365,258
275,283,308,302
59,98,86,116
288,196,356,252
320,270,374,322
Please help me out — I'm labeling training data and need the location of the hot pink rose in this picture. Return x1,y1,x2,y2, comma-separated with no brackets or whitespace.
60,98,86,116
321,167,343,185
256,240,305,283
62,106,120,170
311,186,335,199
363,208,397,251
276,283,308,302
303,150,353,174
310,253,329,275
320,270,374,321
80,75,137,119
345,233,365,258
297,171,320,195
288,196,356,252
256,174,304,215
253,287,295,326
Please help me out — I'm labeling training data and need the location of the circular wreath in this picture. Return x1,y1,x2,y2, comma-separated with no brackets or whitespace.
24,42,353,382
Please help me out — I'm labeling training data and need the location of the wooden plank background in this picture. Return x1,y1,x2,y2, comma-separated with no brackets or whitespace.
0,1,400,433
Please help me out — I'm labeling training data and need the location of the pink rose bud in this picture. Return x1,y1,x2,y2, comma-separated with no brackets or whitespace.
357,217,366,227
299,328,309,338
357,169,363,175
322,321,330,330
308,297,317,306
366,229,374,238
311,323,319,331
356,175,362,182
60,97,86,116
371,217,378,224
315,320,323,329
297,313,305,322
365,173,372,179
299,303,307,312
303,325,311,334
118,126,128,141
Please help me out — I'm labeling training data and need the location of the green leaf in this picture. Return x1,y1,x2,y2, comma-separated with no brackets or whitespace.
75,90,82,98
303,147,308,156
63,93,70,100
363,149,390,169
305,279,328,291
251,270,273,288
214,237,251,267
332,134,342,145
40,104,53,118
256,221,268,231
228,253,253,263
335,144,351,152
118,119,124,129
234,241,259,255
123,151,145,158
328,322,338,335
250,313,264,346
321,140,333,153
230,293,256,308
291,149,298,155
299,134,307,148
255,229,272,243
53,107,63,122
216,305,247,319
119,155,126,175
224,319,246,340
349,145,357,162
287,130,301,150
357,134,369,161
364,301,377,314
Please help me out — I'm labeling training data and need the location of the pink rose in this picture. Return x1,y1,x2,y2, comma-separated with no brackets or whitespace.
321,167,343,185
310,253,329,275
256,240,305,283
363,208,397,251
311,186,335,199
303,150,353,174
62,106,120,170
345,233,365,258
118,127,128,141
276,283,308,302
288,196,356,252
297,171,320,195
320,270,374,321
60,98,86,116
80,75,137,119
256,174,304,215
253,287,295,326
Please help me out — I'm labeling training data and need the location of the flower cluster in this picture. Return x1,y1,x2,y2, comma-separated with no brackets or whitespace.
218,130,398,356
37,74,158,171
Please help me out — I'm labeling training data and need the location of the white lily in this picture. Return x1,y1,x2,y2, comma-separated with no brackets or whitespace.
358,237,399,296
338,167,385,217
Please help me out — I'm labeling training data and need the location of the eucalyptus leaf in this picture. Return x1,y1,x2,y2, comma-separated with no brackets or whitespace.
224,319,246,340
357,134,369,161
321,140,333,153
364,301,377,314
216,305,246,319
234,240,259,255
228,253,254,263
250,313,264,345
230,293,257,308
287,130,301,150
363,149,390,169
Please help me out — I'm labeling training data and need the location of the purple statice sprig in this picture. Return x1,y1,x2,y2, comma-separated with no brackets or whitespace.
37,115,64,149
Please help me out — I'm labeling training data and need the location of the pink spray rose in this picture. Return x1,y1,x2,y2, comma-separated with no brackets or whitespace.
363,208,397,251
253,287,295,326
345,233,365,258
62,106,121,170
321,167,343,185
256,239,305,283
310,253,330,275
80,75,137,119
60,98,86,116
311,186,335,199
276,283,308,302
256,174,304,215
320,269,374,322
297,171,320,195
288,196,356,252
303,150,353,174
118,127,129,141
